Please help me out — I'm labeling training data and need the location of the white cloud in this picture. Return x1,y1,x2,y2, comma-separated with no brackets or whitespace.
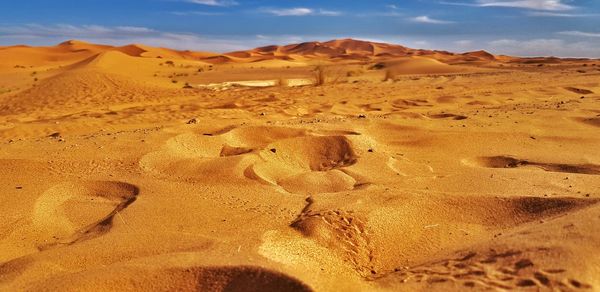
186,0,237,7
454,40,474,46
170,11,226,16
264,7,341,16
412,16,454,24
558,31,600,38
527,11,595,17
476,0,573,10
0,24,339,53
488,38,599,57
0,24,247,52
0,24,157,38
442,0,574,11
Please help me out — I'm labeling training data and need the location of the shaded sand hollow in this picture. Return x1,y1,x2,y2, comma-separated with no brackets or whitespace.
1,39,600,291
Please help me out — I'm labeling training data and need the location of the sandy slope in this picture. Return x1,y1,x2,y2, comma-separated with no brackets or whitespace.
1,40,600,291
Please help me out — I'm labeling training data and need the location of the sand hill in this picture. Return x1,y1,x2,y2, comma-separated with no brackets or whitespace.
1,39,599,292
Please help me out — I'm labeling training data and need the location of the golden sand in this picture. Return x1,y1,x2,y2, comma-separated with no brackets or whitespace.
1,39,599,291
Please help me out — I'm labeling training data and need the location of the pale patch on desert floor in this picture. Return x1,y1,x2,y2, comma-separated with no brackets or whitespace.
1,40,600,291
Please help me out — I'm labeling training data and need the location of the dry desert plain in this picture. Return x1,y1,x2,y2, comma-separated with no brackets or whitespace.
1,39,600,291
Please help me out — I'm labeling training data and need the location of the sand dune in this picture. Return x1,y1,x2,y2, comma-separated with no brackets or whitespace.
1,39,599,291
208,39,512,66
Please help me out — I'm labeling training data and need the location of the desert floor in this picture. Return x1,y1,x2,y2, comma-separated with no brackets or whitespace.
1,46,600,291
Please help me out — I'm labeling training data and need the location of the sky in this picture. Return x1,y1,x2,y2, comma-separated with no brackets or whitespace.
0,0,599,57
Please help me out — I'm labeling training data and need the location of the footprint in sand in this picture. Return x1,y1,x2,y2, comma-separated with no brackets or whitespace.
263,192,598,279
381,249,594,290
32,181,139,249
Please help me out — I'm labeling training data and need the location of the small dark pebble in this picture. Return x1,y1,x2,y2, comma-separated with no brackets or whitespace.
270,148,277,153
517,279,536,287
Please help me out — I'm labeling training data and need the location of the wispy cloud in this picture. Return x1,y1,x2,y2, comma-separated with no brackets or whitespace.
454,40,474,46
170,11,226,16
488,38,598,57
527,11,595,17
442,0,574,11
185,0,238,7
411,16,454,24
263,7,342,16
0,24,248,51
558,31,600,38
0,24,157,38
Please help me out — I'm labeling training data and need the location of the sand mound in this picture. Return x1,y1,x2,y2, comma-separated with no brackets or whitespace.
72,50,166,75
140,126,365,193
116,44,149,56
386,57,472,75
461,50,496,61
0,46,95,69
33,181,138,249
263,136,357,171
280,191,598,278
0,65,177,115
56,40,112,53
21,263,312,292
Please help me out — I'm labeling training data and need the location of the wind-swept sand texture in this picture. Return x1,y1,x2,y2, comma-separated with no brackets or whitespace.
1,39,600,291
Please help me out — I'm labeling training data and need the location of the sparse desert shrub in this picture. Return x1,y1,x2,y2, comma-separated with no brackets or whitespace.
370,62,386,70
165,60,175,67
171,80,178,83
183,82,193,89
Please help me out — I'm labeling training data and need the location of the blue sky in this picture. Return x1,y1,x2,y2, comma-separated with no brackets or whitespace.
1,0,599,56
